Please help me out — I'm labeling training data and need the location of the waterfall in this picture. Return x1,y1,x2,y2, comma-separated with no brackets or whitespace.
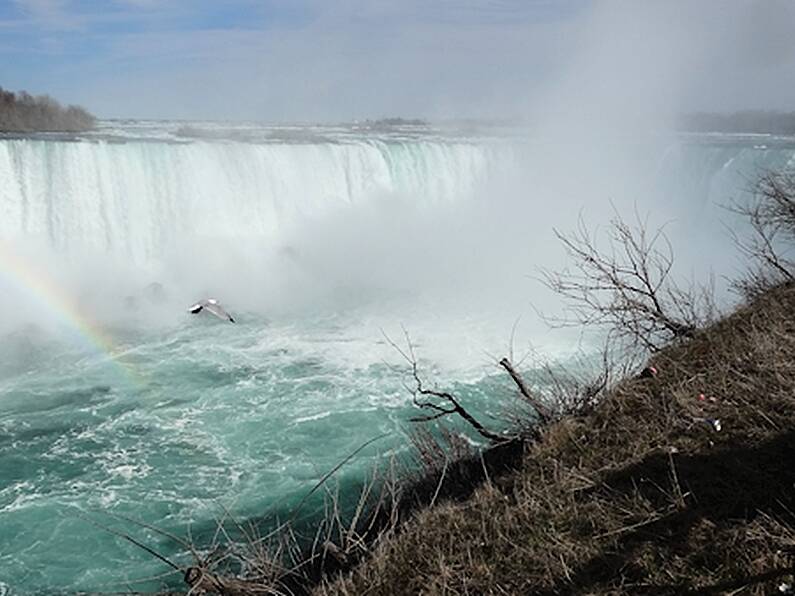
0,137,510,264
1,130,794,288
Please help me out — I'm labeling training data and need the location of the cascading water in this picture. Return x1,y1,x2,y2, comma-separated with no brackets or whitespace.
1,122,794,593
0,136,508,263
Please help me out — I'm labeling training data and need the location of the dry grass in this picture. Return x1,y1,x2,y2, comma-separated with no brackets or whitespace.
317,283,795,595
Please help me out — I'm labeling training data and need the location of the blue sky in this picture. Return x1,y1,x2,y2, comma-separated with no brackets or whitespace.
1,0,794,121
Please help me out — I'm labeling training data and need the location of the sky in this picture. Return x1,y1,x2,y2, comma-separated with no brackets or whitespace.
1,0,795,122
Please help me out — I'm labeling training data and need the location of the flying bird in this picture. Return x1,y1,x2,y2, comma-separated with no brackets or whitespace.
188,298,235,323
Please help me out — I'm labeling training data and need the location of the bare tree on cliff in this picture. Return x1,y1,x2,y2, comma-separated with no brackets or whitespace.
732,170,795,298
542,209,716,353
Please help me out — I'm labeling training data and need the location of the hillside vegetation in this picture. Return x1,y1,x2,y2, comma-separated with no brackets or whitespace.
0,86,95,132
320,283,795,595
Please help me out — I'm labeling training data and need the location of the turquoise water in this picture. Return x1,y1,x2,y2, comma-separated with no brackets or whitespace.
0,307,520,593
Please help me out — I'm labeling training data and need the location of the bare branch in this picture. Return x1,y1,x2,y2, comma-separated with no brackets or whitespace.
730,170,795,298
498,357,553,424
385,329,504,443
541,208,712,353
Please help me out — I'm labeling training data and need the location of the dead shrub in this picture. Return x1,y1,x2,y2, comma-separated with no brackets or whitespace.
542,209,716,353
731,170,795,299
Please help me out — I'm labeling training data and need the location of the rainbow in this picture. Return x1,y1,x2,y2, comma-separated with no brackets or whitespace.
0,240,143,387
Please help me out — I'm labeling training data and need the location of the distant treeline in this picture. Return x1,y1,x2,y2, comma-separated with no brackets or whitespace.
680,111,795,135
0,87,96,132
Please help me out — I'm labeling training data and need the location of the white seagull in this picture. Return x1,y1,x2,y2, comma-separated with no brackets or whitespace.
188,298,235,323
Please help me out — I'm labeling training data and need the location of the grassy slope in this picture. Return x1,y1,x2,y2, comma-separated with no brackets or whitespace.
318,284,795,595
